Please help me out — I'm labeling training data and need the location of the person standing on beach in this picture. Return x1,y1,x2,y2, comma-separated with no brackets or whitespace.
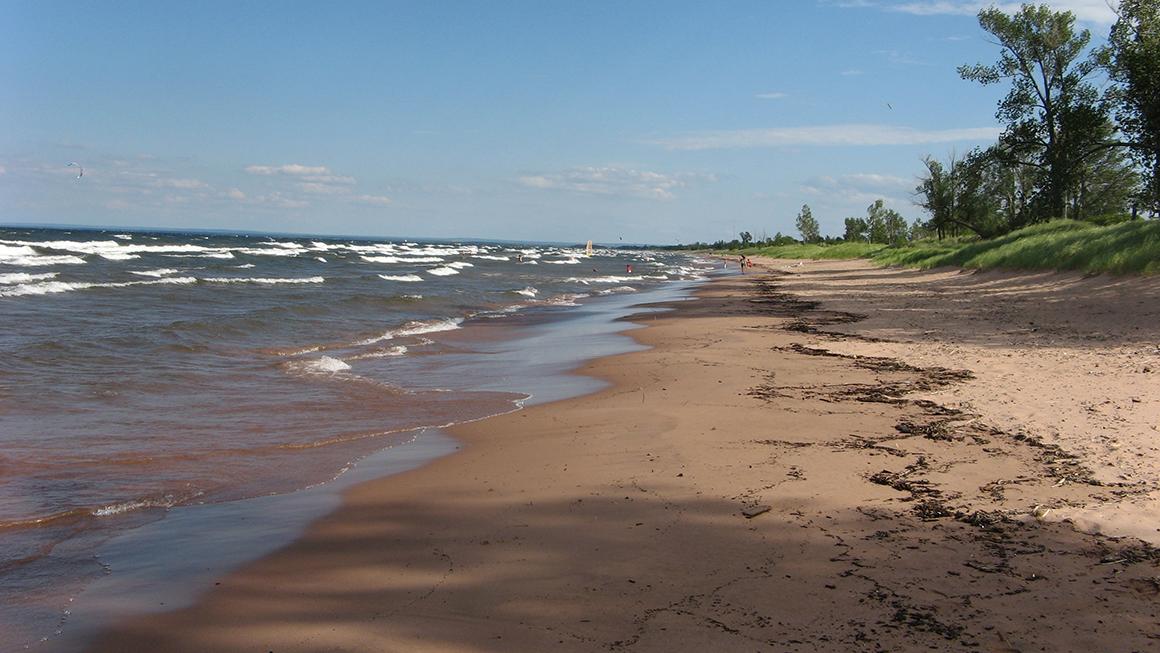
739,255,746,274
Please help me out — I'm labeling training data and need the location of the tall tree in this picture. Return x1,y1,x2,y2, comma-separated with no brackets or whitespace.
795,204,821,243
916,155,957,239
958,4,1107,221
843,217,869,242
1107,0,1160,215
866,199,908,245
1066,119,1141,219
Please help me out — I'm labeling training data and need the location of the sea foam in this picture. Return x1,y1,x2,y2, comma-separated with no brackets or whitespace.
0,272,57,285
202,276,325,285
353,317,464,346
0,276,197,297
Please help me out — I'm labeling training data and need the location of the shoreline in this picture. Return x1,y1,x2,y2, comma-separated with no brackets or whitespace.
89,261,1160,651
31,275,705,652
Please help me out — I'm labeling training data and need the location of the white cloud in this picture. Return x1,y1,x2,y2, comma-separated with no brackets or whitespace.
0,165,6,176
756,92,788,100
245,164,333,176
353,194,393,206
839,69,864,76
298,181,351,195
652,124,1000,150
517,166,715,201
833,0,1119,24
153,178,208,190
840,173,914,188
301,174,355,185
226,188,246,201
799,172,915,208
253,192,309,209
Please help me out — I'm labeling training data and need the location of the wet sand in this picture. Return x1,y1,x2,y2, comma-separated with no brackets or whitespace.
90,260,1160,651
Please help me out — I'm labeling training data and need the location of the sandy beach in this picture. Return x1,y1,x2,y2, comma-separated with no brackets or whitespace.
90,260,1160,652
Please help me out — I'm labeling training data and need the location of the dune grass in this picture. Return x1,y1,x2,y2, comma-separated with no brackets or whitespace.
746,241,888,260
872,220,1160,275
716,220,1158,274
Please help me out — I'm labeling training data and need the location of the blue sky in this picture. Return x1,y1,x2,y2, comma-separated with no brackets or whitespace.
0,1,1120,243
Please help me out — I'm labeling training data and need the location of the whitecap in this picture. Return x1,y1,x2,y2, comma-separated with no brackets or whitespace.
129,268,180,278
232,248,298,257
426,266,459,276
564,275,642,284
471,255,509,261
3,239,220,258
514,286,538,298
362,255,444,264
378,274,424,282
0,276,197,298
202,276,325,284
0,244,87,267
392,317,464,337
0,272,57,285
597,285,638,295
303,356,352,373
544,293,589,306
347,345,409,360
93,494,191,517
164,251,235,259
353,317,464,346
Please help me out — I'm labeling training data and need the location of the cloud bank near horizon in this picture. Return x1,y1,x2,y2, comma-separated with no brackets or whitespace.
827,0,1119,24
651,124,1002,150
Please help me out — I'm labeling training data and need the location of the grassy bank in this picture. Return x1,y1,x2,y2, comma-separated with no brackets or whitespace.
743,241,888,260
741,220,1160,275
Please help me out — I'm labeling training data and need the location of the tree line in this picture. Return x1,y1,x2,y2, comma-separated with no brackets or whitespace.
917,1,1158,239
680,2,1158,250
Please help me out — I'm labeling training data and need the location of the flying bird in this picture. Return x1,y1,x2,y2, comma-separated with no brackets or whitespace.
67,162,84,178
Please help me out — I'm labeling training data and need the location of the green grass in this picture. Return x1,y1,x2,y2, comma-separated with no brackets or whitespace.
745,241,889,260
871,220,1160,275
709,220,1160,274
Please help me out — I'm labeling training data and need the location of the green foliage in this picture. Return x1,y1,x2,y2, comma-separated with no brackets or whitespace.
689,220,1157,276
767,231,799,246
1107,0,1160,214
843,217,869,242
795,204,821,243
866,199,909,245
739,231,753,246
959,4,1109,222
871,220,1160,274
750,241,888,260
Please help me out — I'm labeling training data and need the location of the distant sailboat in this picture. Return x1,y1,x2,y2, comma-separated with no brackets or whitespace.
585,240,594,256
